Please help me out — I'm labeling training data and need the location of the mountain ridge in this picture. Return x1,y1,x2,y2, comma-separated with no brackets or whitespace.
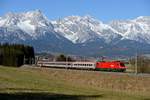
0,10,150,56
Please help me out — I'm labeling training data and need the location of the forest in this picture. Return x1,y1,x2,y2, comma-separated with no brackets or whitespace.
0,43,35,67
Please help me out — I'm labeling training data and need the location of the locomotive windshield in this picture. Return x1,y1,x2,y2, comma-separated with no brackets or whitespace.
120,63,125,67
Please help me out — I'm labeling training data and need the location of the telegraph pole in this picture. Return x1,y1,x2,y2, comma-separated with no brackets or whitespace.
135,53,138,74
66,55,68,69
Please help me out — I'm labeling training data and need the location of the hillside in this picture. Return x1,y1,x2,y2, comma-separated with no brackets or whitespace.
0,10,150,56
0,66,150,100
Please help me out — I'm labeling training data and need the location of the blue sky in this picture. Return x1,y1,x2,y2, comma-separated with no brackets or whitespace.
0,0,150,22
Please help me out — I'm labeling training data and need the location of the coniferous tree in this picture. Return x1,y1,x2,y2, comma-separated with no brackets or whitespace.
0,43,35,67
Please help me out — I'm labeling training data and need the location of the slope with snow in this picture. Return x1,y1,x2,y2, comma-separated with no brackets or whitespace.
0,10,150,56
110,16,150,44
0,10,55,40
0,10,74,54
52,15,122,44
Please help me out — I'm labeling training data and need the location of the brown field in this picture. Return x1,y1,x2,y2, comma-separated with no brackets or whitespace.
0,65,150,100
35,67,150,93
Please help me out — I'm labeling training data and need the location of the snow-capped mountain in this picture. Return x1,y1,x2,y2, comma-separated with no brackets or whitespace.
0,10,150,56
110,16,150,44
0,10,55,39
0,10,75,54
52,15,122,44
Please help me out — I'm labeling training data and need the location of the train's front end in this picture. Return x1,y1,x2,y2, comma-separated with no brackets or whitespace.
95,61,127,72
118,62,127,72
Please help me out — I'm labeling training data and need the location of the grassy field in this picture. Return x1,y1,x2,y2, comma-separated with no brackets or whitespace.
0,66,150,100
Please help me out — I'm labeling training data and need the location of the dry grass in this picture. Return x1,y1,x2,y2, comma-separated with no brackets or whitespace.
34,67,150,94
0,66,150,100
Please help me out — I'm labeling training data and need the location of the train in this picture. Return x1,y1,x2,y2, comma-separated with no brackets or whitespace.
37,60,127,72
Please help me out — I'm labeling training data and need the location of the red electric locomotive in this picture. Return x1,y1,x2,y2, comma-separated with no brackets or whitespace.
96,61,126,72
